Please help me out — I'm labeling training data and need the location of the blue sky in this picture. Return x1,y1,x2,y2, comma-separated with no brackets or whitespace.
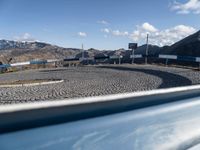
0,0,199,49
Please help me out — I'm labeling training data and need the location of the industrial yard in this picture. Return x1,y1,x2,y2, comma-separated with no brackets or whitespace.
0,64,199,105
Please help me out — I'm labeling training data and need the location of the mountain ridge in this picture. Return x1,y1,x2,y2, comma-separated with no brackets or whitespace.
161,30,200,57
0,30,200,64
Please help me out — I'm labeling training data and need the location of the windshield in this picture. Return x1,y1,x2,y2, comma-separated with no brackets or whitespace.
0,0,200,105
1,0,200,150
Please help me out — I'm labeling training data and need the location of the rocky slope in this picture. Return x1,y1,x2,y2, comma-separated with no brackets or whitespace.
161,30,200,57
0,40,82,63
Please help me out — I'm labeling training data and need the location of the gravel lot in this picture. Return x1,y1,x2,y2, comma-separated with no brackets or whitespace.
0,64,199,105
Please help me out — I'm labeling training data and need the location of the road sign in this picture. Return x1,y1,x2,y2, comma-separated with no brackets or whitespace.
110,55,123,59
128,43,137,50
130,55,142,58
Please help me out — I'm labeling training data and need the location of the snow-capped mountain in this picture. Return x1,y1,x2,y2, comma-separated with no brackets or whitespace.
0,40,50,50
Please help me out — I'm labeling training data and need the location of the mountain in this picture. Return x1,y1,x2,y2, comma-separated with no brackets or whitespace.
1,30,200,65
0,40,50,50
135,44,161,56
0,40,131,64
0,40,82,64
161,30,200,57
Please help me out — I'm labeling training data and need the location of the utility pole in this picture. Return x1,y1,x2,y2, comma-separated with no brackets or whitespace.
145,34,149,65
82,44,84,59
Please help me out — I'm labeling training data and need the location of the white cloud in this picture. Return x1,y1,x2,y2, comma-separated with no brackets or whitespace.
78,32,87,37
14,33,36,42
97,20,109,25
112,30,129,36
100,22,196,46
129,23,196,46
101,28,128,37
141,22,158,32
101,28,110,33
171,0,200,14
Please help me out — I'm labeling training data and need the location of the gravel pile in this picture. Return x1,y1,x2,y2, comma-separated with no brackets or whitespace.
0,64,199,105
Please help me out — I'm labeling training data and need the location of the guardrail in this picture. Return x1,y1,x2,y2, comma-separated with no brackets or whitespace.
0,58,73,68
0,54,200,69
159,54,200,68
0,55,125,68
159,54,200,62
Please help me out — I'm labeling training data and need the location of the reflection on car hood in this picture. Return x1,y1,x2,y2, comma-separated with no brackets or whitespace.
1,96,200,150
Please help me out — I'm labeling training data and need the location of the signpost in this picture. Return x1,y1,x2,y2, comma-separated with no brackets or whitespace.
129,43,138,64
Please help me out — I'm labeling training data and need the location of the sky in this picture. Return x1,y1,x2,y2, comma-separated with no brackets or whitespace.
0,0,199,50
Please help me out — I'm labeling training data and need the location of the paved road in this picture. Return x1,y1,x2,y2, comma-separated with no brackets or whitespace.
0,65,199,105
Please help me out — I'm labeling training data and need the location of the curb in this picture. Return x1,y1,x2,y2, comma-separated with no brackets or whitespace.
0,80,64,88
